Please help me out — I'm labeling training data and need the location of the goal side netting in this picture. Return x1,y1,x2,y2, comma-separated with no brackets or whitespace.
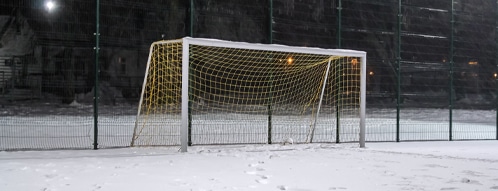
132,37,366,150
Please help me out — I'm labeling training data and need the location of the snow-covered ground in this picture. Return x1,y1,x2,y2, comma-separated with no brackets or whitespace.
1,141,498,191
1,106,497,190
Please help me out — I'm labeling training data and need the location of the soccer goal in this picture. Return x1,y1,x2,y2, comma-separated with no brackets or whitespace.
132,37,366,151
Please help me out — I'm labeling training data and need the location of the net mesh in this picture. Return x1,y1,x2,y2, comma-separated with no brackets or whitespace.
132,39,363,146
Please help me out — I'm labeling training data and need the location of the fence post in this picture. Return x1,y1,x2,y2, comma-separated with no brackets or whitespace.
396,0,402,142
267,0,273,144
449,0,455,141
188,0,195,146
337,0,342,49
335,0,342,144
190,0,194,37
93,0,100,150
269,0,273,44
496,0,498,140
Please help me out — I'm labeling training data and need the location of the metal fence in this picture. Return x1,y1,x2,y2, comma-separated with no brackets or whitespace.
0,0,497,150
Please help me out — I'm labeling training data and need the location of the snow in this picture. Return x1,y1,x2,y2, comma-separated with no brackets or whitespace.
1,141,498,191
1,106,497,190
419,7,448,13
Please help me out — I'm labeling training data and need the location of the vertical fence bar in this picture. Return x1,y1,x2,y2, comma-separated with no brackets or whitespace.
337,0,342,49
496,0,498,140
267,0,273,144
1,71,4,95
93,0,100,150
449,0,455,141
190,0,194,37
187,0,195,146
10,58,15,101
335,0,342,143
269,0,273,44
396,0,402,142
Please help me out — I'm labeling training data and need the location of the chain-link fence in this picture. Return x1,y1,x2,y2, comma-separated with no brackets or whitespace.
0,0,497,150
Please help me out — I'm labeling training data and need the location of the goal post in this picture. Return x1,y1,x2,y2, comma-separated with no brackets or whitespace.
132,37,366,151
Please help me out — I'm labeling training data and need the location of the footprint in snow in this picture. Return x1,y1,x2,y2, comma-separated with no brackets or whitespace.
329,187,347,190
254,173,271,184
459,178,482,185
424,164,448,168
259,175,269,179
92,184,102,191
44,174,58,179
462,170,485,177
256,179,269,184
277,185,288,190
440,187,458,190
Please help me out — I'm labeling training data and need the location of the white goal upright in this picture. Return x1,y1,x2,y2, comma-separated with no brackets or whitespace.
132,37,366,151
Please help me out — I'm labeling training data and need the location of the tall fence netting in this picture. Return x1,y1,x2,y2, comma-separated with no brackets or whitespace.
0,0,496,150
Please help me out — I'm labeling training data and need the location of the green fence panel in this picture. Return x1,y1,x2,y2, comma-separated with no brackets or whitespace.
0,0,496,150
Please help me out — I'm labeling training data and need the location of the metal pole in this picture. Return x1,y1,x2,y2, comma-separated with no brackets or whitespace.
131,43,156,147
359,54,367,148
269,0,273,44
335,0,342,143
396,0,402,142
190,0,194,37
10,58,15,101
1,71,4,95
267,0,273,144
449,0,455,141
337,0,342,49
181,38,190,152
93,0,100,150
496,0,498,140
188,0,195,146
309,59,332,143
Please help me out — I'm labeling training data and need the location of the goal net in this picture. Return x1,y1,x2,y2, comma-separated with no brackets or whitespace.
132,37,366,151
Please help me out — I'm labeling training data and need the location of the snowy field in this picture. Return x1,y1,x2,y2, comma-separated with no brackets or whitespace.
1,107,497,190
1,141,498,191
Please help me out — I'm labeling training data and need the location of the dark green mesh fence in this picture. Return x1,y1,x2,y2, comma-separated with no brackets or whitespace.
0,0,497,150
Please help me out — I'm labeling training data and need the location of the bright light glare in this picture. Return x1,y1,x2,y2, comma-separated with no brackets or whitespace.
351,58,358,66
287,57,293,65
46,1,55,11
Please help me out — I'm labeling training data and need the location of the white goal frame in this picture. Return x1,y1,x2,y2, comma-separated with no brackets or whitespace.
136,37,366,152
